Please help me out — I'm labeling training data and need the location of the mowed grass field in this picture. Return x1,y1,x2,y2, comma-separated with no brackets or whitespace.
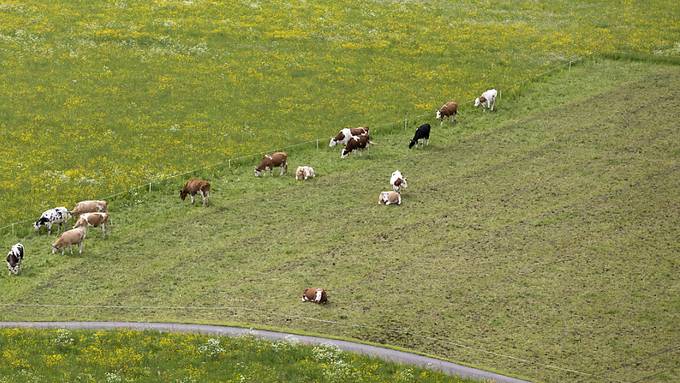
2,60,679,382
1,0,679,224
0,328,468,383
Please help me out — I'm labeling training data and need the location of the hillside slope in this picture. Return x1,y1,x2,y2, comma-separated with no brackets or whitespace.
2,60,679,382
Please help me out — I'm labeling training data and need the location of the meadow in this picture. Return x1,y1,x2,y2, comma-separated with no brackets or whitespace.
2,59,679,383
0,328,468,382
1,0,679,225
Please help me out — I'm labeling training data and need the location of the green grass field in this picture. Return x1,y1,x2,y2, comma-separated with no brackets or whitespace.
0,328,467,382
2,59,679,382
1,0,679,225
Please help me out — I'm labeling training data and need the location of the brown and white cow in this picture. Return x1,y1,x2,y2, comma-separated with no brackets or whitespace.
378,191,401,205
340,135,371,158
71,200,108,217
329,127,369,147
180,179,211,207
390,170,408,193
301,288,328,304
52,226,87,256
295,166,316,181
255,152,288,176
475,89,497,111
74,212,110,238
436,101,458,124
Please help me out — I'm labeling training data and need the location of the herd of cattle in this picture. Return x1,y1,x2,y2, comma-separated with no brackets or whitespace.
5,89,498,303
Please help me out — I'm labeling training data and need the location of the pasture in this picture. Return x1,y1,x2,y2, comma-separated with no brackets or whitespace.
1,0,679,225
0,328,467,382
2,59,679,383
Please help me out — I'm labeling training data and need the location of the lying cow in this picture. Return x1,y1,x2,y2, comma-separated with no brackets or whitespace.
6,243,24,275
71,200,108,217
329,127,369,147
255,152,288,176
378,191,401,205
409,123,430,149
341,135,371,158
390,170,408,193
34,207,71,235
52,226,87,256
74,212,110,238
436,101,458,124
301,288,328,304
475,89,497,111
180,179,211,207
295,166,316,181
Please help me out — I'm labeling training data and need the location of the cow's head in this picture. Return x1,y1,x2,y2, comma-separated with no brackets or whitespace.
33,217,47,231
329,137,337,147
436,110,442,120
179,189,188,200
254,168,263,177
51,244,58,254
474,97,481,107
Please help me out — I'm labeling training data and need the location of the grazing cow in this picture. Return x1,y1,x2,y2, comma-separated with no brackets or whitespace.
409,123,431,149
34,207,71,235
390,170,408,193
255,152,288,177
74,212,110,238
295,166,316,181
52,226,87,256
378,191,401,205
475,89,497,111
71,200,108,217
329,127,369,147
436,101,458,123
341,135,371,158
301,288,328,304
180,179,211,207
6,243,24,275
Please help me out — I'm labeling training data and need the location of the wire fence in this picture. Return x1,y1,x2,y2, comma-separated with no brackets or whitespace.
0,56,582,237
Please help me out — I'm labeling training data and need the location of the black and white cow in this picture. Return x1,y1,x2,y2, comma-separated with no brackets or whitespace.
409,123,431,149
6,243,24,275
34,207,71,235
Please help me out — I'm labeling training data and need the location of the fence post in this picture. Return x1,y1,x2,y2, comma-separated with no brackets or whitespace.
316,139,319,150
149,182,152,193
228,159,231,168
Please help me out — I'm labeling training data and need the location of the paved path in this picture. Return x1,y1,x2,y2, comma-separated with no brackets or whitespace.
0,321,529,383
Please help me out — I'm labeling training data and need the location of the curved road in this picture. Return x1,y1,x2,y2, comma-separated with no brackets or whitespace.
0,321,529,383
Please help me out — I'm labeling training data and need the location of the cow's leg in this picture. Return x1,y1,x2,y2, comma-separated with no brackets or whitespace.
79,241,83,255
190,194,196,205
102,223,106,238
47,222,52,235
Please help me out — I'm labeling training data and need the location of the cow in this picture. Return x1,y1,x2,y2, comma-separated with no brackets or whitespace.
70,200,108,217
378,191,402,205
52,226,87,256
329,127,369,147
74,212,110,238
390,170,408,193
180,179,211,207
34,207,71,235
301,288,328,304
409,123,431,149
436,101,458,124
475,89,497,111
295,166,316,181
255,152,288,176
341,135,371,158
6,243,24,275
